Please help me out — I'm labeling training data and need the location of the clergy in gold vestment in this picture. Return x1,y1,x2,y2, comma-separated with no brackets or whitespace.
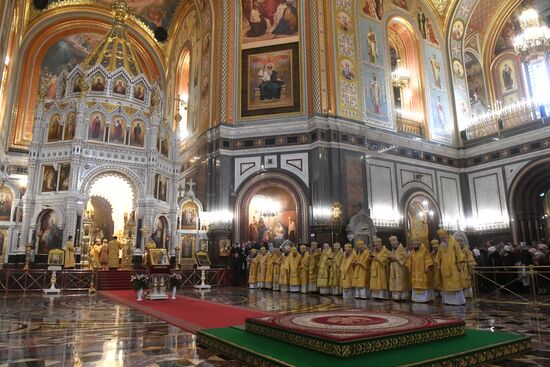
108,236,122,269
454,231,476,298
279,245,291,292
308,242,321,292
272,248,282,291
341,243,357,298
352,240,370,299
288,247,302,292
248,249,259,289
64,236,76,269
406,238,434,303
99,239,109,270
330,243,343,295
89,240,101,269
265,248,276,289
430,239,441,294
256,247,268,289
370,237,390,300
435,228,466,305
389,236,410,301
299,245,310,293
317,243,333,295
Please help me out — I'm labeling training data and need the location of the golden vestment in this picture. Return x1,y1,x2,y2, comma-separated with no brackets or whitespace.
460,247,476,288
108,240,122,268
288,252,302,286
389,244,410,292
308,249,320,285
407,245,434,290
248,255,260,284
340,250,357,289
265,253,276,284
317,248,333,288
272,254,282,284
370,247,390,291
257,253,268,283
435,240,464,292
352,249,370,288
329,249,343,288
64,241,76,268
279,255,290,286
300,251,310,286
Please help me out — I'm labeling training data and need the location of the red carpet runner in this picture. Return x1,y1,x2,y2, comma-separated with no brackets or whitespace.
100,290,270,334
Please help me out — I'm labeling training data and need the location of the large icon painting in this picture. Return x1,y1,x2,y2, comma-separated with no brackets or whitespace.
247,186,297,245
37,210,62,254
181,201,199,230
0,187,13,221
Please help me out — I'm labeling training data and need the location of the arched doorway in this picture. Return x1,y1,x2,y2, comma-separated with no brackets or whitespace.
235,173,309,245
509,159,550,243
85,174,136,243
404,193,441,246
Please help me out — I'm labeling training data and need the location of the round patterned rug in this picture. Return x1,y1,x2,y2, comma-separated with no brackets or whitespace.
247,309,464,342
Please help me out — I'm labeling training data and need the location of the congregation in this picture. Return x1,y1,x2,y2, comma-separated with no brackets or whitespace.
239,228,476,306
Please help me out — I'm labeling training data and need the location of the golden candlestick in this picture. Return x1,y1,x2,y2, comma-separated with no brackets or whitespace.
174,247,181,270
23,243,32,271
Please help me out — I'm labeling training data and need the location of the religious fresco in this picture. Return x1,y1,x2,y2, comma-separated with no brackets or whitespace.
152,216,168,248
247,186,297,245
49,0,180,31
180,201,199,230
241,42,301,117
494,18,519,56
362,0,384,21
363,65,388,121
417,6,439,46
112,78,127,95
109,117,126,145
492,52,524,102
91,74,106,92
58,163,71,192
240,0,299,49
47,114,63,143
391,0,408,11
359,18,385,67
130,120,145,147
88,113,106,142
41,165,58,193
424,45,446,91
36,209,62,254
465,52,488,109
41,33,102,77
0,187,13,222
429,89,453,140
64,113,76,141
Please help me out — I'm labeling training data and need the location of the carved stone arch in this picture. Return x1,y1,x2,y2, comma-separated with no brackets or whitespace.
179,197,204,212
234,171,309,244
401,188,442,245
31,204,65,229
0,177,22,200
80,165,144,201
346,210,377,248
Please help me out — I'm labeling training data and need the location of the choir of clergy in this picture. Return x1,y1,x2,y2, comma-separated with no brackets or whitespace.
247,228,476,305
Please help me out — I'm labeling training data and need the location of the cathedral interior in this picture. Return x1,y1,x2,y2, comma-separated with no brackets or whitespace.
0,0,550,366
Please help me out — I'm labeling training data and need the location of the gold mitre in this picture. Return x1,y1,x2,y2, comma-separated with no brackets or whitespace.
299,244,307,251
437,228,447,238
344,243,353,249
389,235,398,242
333,242,341,249
373,237,382,244
431,239,440,247
290,246,298,253
356,240,365,249
250,248,257,254
411,236,420,243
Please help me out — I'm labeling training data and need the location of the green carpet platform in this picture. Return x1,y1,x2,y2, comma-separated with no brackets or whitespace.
196,310,531,367
244,310,466,357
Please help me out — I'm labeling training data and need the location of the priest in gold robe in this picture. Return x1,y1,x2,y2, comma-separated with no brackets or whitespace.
435,228,466,305
430,239,441,296
299,245,310,293
406,237,434,303
89,239,101,269
257,247,268,289
265,248,276,289
389,235,410,301
248,249,259,289
341,243,357,298
352,240,370,299
370,237,390,300
317,243,333,295
108,236,122,269
99,239,109,270
279,245,291,292
288,247,302,292
330,243,343,295
272,248,282,291
64,236,76,269
454,231,476,298
308,242,321,292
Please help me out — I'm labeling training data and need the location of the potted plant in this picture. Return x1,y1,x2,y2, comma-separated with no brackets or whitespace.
130,274,149,301
169,273,182,299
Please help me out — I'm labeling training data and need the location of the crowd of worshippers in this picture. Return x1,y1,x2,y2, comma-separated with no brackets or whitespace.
239,228,476,306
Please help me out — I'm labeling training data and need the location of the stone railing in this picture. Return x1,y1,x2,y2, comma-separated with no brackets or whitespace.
397,116,424,137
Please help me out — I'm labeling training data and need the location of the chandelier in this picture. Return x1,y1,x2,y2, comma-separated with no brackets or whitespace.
391,59,410,88
514,7,550,64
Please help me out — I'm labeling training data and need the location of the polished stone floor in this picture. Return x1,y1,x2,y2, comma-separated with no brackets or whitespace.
0,288,548,366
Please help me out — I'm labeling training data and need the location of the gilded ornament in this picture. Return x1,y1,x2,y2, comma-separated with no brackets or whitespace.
151,90,161,108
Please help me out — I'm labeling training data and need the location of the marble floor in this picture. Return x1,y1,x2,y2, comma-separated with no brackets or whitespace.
0,288,548,367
